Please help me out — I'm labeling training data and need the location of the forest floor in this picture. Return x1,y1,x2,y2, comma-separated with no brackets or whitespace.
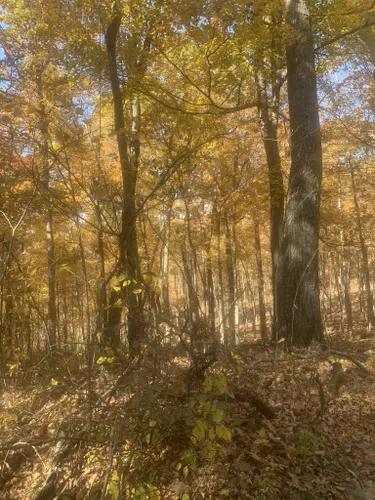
1,332,375,500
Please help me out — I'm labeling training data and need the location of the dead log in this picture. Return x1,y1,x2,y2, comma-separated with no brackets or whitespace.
230,387,277,420
328,350,375,378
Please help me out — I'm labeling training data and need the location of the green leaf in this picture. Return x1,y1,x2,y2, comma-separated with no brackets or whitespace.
134,485,146,499
258,427,266,439
211,405,223,424
180,448,196,464
203,376,213,393
148,487,161,500
196,419,209,431
106,473,119,500
192,425,205,441
182,494,190,500
216,425,232,441
215,375,229,395
208,428,216,440
96,356,114,365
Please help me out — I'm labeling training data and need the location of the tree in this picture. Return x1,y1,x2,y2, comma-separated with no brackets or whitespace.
105,5,143,353
279,0,324,345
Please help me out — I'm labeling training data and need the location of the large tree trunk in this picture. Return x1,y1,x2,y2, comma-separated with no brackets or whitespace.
280,0,324,345
106,14,142,354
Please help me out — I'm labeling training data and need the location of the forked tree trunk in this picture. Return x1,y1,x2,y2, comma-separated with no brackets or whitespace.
106,14,142,354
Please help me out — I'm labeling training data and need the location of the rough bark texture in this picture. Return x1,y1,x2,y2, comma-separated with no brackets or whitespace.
280,0,324,345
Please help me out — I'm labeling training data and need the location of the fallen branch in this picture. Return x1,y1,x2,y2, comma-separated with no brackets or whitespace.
230,388,277,420
0,435,91,453
328,350,375,377
165,385,276,419
35,472,57,500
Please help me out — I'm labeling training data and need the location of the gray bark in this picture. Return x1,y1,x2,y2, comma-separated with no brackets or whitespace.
280,0,324,345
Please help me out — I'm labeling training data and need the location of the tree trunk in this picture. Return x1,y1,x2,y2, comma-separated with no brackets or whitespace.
350,167,375,331
254,220,267,342
215,207,226,343
206,246,215,337
106,14,142,354
4,283,13,359
255,64,284,340
343,253,353,333
159,202,172,342
161,203,171,315
46,209,57,351
225,211,237,345
96,58,108,336
338,171,353,332
280,0,324,345
181,240,200,323
36,66,57,353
